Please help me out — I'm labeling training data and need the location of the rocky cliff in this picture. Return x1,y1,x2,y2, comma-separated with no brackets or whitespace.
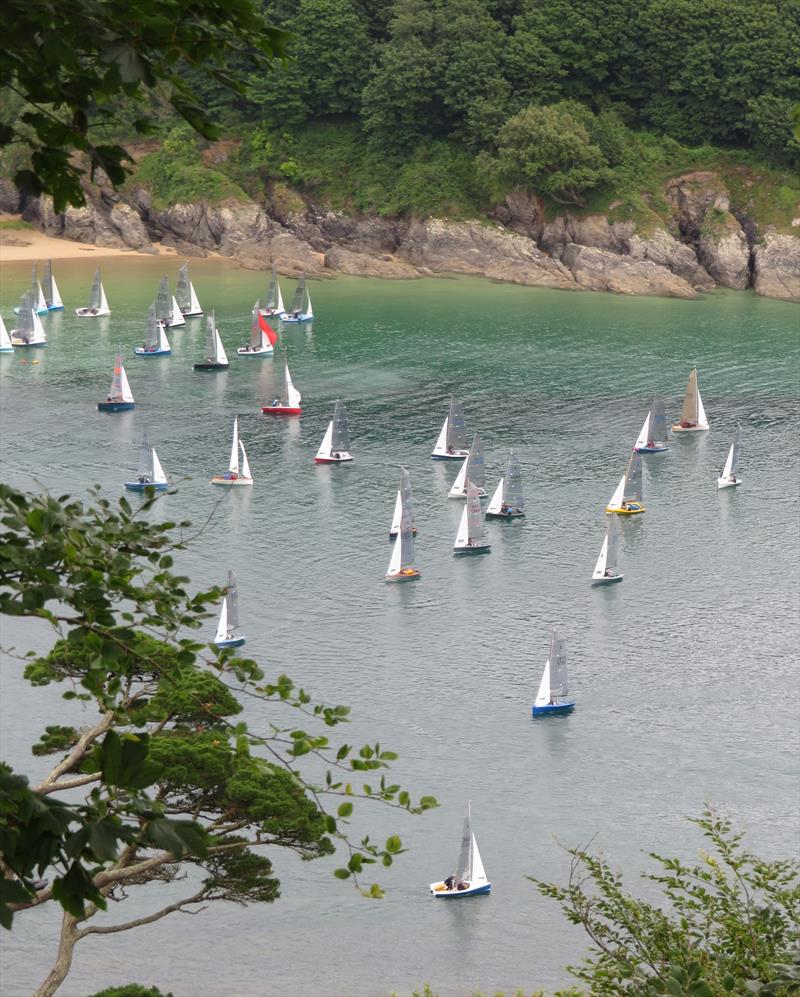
22,171,800,302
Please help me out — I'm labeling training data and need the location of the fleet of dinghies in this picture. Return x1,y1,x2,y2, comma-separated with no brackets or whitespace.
2,263,754,892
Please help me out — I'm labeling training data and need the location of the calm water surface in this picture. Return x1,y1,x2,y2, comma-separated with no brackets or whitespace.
1,258,798,996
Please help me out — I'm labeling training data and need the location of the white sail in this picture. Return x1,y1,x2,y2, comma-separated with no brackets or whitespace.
305,288,313,319
470,835,488,886
152,449,167,484
29,308,47,344
276,283,285,314
229,418,240,475
169,295,185,327
214,326,228,364
592,536,609,580
35,280,48,313
0,315,12,350
119,366,134,403
697,391,709,430
431,417,448,457
454,504,469,548
534,660,551,707
634,413,650,450
316,421,334,460
50,274,63,309
386,531,402,576
448,458,468,498
285,364,301,407
188,281,202,315
214,597,228,643
606,474,625,510
157,324,171,352
98,280,110,315
239,440,252,481
718,423,741,487
486,478,504,515
390,490,403,535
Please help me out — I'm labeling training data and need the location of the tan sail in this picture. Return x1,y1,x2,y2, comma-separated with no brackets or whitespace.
680,368,699,424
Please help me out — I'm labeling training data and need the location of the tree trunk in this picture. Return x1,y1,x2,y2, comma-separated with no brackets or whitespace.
34,911,80,997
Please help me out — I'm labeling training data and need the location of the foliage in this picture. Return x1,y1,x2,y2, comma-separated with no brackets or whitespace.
0,483,436,994
480,103,609,206
0,0,288,210
86,987,173,997
533,808,800,994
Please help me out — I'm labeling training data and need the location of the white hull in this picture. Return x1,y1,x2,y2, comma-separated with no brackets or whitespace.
717,476,741,489
237,346,274,356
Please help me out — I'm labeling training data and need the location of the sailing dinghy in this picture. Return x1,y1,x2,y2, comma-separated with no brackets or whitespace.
98,355,135,412
389,467,417,538
214,570,246,648
211,417,253,486
10,292,47,347
431,394,470,460
14,265,48,315
76,268,111,317
532,629,576,716
125,433,169,491
175,263,203,317
448,434,487,499
262,359,302,414
43,260,64,311
485,450,525,519
385,502,420,582
315,400,353,463
279,273,313,323
194,311,229,370
591,514,623,584
134,305,171,356
634,396,669,453
672,368,709,432
0,315,13,352
453,479,491,555
717,423,742,489
238,301,276,356
260,265,285,317
430,802,491,898
605,451,645,515
154,275,185,328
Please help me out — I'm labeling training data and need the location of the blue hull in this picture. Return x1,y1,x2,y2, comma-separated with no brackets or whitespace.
124,482,169,492
532,701,576,717
13,342,47,348
453,545,491,556
48,305,64,312
215,636,246,648
280,314,312,323
134,349,171,357
485,511,525,520
434,884,491,898
635,445,669,454
98,401,135,412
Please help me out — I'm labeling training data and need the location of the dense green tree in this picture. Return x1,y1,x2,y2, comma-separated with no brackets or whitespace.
535,809,800,995
0,0,289,209
0,485,435,996
480,102,609,205
744,95,800,164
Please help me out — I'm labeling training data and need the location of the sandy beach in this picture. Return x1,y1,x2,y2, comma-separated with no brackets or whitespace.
0,215,175,264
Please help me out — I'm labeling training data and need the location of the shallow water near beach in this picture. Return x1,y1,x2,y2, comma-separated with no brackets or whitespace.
1,258,798,996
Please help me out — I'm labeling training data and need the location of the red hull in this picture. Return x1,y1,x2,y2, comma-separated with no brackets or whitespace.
261,406,301,415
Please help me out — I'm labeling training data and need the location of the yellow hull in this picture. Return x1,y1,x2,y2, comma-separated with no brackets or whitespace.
605,505,646,515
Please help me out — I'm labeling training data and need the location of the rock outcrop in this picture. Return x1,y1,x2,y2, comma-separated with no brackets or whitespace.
561,244,697,298
626,229,715,290
324,245,418,279
697,212,750,289
752,234,800,301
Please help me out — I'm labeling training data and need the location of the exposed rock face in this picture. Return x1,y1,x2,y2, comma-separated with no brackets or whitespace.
324,245,419,279
0,178,22,213
752,234,800,301
665,172,730,236
153,201,274,256
235,231,326,275
561,244,697,298
401,218,576,288
626,229,715,289
697,216,750,289
540,214,635,258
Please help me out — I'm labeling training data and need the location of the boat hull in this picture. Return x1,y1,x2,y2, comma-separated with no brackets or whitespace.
237,347,274,357
717,477,741,489
634,444,669,453
0,346,13,353
210,476,253,486
47,305,64,312
430,881,491,897
431,450,469,461
180,309,203,318
453,543,491,556
98,401,134,412
592,573,624,585
605,503,645,515
532,701,576,717
76,308,110,318
315,454,354,464
125,481,169,492
215,636,246,648
134,348,171,357
279,313,312,323
671,423,709,433
194,362,229,370
11,341,46,348
261,405,302,415
485,509,525,520
385,569,421,583
448,488,487,500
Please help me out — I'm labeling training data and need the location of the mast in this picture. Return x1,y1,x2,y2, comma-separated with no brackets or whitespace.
446,396,467,451
623,452,643,503
88,269,102,310
466,479,485,543
155,276,172,324
226,570,239,632
266,266,279,311
399,504,415,570
465,434,486,490
250,301,261,348
399,466,415,532
331,400,351,452
548,630,569,699
454,803,473,884
605,515,620,573
680,369,699,424
42,261,53,308
175,264,191,311
502,451,524,508
290,273,306,314
144,304,159,350
650,396,668,443
137,433,154,480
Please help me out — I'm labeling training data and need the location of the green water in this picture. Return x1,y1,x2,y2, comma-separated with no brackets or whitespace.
1,257,798,995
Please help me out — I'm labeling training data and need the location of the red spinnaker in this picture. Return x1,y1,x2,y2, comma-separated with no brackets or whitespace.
258,314,278,346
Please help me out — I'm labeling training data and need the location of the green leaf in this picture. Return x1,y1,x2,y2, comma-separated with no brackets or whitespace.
337,802,354,818
333,868,350,880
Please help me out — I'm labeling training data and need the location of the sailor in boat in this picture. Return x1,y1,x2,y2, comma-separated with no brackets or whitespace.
271,397,280,406
138,475,151,485
622,500,642,512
